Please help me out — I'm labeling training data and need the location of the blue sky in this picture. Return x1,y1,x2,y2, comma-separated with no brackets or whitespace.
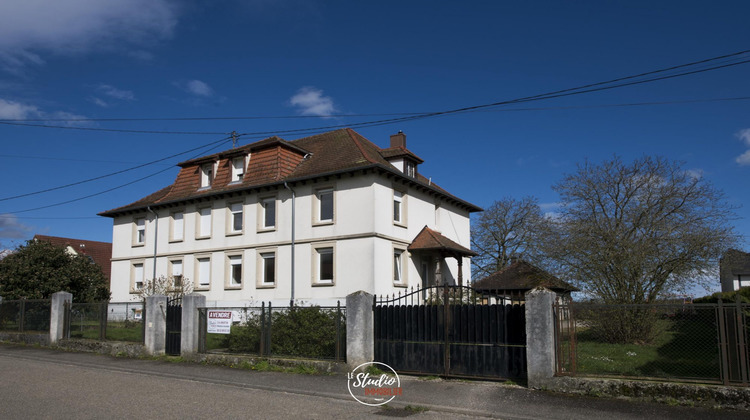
1,1,749,277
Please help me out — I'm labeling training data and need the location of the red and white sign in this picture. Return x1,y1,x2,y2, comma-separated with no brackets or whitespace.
207,310,233,334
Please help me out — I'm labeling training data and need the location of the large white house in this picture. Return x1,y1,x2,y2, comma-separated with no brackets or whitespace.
100,129,481,306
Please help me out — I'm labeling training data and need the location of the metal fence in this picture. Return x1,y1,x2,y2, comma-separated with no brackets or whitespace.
0,299,51,333
554,299,750,386
66,301,144,343
198,302,346,361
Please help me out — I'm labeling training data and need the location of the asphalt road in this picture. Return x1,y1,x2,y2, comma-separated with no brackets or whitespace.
0,344,746,419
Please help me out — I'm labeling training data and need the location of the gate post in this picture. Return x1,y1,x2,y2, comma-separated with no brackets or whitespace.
346,291,374,369
181,293,206,355
50,291,72,344
525,287,556,389
145,295,167,356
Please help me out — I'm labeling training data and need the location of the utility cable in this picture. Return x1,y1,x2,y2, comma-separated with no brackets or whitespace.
0,135,234,202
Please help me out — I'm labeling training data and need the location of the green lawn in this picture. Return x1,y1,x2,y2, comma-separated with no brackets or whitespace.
575,316,721,380
68,321,143,342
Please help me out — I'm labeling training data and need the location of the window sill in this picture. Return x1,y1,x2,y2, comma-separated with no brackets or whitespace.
393,221,408,228
257,227,276,233
312,221,334,227
312,282,335,287
256,284,276,289
393,283,408,288
131,243,145,248
226,231,243,237
194,286,210,291
224,285,242,290
195,235,211,240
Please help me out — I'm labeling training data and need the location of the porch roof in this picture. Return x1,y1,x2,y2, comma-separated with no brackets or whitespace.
408,226,477,257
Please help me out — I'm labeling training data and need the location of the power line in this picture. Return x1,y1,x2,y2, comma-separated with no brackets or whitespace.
0,135,234,202
0,121,229,135
0,49,748,134
5,137,236,214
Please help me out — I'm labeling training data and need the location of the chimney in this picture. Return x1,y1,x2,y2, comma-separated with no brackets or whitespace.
390,131,406,148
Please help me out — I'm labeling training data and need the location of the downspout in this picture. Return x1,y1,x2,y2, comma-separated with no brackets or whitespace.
147,206,158,295
284,182,296,306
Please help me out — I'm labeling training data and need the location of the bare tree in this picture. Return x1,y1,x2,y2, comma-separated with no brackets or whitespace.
548,156,739,305
134,275,194,300
471,196,551,278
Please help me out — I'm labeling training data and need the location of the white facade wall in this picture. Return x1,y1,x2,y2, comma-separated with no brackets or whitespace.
109,173,472,306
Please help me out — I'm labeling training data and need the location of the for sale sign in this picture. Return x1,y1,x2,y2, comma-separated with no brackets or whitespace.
207,310,233,334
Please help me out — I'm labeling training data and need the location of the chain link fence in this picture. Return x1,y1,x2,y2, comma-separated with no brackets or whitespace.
555,300,750,385
0,299,51,333
199,302,346,361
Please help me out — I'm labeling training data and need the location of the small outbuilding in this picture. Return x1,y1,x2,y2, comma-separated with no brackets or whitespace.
472,259,578,302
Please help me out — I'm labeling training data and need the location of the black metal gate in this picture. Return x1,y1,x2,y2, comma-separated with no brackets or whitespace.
374,285,526,380
165,297,182,356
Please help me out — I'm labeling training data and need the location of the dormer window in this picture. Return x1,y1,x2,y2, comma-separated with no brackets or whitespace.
405,161,416,178
231,156,245,183
200,163,214,188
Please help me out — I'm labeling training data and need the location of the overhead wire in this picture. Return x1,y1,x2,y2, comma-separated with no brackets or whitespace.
0,135,235,202
4,49,750,215
5,135,236,214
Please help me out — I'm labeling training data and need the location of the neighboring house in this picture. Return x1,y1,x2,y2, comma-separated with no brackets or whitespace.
99,129,481,306
720,249,750,292
32,235,113,284
472,258,578,301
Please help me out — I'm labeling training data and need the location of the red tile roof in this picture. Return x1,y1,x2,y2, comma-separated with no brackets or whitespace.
100,128,481,216
408,226,477,257
472,260,578,293
33,235,112,282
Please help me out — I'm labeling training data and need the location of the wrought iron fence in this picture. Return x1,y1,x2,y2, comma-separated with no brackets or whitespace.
554,299,750,385
198,302,346,361
0,299,51,333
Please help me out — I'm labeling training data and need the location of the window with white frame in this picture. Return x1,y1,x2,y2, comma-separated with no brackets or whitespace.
259,252,275,286
134,217,146,245
315,188,334,223
393,249,406,285
231,156,245,183
314,246,334,285
196,257,211,288
197,207,212,238
133,262,144,291
171,260,183,287
171,211,184,242
228,255,242,287
393,190,404,224
405,161,416,178
228,202,243,234
200,163,214,188
260,197,276,230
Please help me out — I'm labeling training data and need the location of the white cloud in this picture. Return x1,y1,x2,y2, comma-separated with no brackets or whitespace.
737,128,750,146
97,84,135,101
0,98,39,119
737,150,750,166
684,169,704,179
184,80,214,97
736,129,750,166
0,98,89,125
0,0,179,73
289,86,336,117
90,97,109,108
0,214,33,239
